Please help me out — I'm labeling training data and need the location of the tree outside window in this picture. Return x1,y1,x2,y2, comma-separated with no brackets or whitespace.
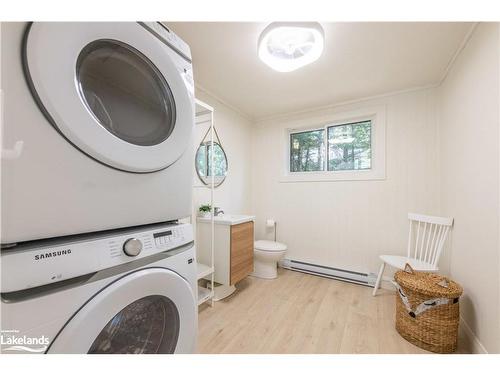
290,129,325,172
289,120,371,173
327,121,371,171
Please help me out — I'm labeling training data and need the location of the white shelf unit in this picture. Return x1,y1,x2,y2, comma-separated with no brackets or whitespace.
197,262,214,280
197,286,215,306
195,98,215,307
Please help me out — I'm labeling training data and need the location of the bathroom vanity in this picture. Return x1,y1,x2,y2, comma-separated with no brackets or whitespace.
197,214,255,300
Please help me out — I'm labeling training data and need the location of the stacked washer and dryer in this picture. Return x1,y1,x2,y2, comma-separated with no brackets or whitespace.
1,22,197,353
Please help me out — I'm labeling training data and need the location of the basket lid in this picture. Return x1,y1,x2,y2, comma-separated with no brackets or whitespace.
394,264,463,298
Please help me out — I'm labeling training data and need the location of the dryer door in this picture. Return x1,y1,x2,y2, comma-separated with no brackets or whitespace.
47,268,196,354
23,22,194,173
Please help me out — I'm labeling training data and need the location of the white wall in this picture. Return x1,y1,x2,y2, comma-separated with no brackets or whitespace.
252,88,441,275
192,90,253,218
438,23,500,353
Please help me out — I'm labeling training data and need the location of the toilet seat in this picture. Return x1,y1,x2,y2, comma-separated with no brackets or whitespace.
254,240,287,252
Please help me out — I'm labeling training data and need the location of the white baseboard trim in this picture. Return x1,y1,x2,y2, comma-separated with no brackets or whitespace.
458,316,488,354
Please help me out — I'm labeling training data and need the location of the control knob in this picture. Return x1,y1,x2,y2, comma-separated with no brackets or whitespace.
123,238,142,257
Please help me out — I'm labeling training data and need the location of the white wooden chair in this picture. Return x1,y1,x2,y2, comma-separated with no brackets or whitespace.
372,213,454,296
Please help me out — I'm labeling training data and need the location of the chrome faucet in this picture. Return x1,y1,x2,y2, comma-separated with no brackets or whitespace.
214,207,225,216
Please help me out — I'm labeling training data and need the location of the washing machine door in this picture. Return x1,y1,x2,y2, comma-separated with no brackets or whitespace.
47,268,196,354
23,22,194,173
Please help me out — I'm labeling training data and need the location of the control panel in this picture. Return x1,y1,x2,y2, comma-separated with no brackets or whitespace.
1,223,193,293
123,238,143,257
153,227,187,248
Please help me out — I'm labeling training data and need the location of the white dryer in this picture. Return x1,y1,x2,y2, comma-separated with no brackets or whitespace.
0,22,195,244
0,222,197,354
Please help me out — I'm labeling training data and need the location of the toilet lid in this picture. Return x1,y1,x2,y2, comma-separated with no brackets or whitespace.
255,240,287,252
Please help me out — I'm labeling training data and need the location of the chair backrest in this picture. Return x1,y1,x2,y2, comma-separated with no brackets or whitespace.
407,213,454,267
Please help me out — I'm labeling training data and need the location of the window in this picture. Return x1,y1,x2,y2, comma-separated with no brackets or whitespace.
289,120,371,173
283,106,385,182
290,129,325,172
327,121,371,171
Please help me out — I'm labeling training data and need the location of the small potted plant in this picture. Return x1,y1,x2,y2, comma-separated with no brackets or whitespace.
198,204,212,218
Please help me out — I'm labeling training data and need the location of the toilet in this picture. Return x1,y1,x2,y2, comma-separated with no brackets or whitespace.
252,240,287,279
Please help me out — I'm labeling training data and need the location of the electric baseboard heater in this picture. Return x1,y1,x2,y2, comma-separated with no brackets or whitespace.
280,259,377,287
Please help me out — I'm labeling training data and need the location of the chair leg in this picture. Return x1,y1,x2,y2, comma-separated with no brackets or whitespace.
372,262,386,296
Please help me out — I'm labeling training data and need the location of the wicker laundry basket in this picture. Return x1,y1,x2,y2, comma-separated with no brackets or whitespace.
393,264,463,353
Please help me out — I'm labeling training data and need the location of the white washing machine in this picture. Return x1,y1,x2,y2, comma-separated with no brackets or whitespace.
0,222,197,354
0,22,195,244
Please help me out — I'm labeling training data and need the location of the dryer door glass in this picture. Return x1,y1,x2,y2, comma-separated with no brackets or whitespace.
77,40,176,146
24,23,195,173
88,295,180,354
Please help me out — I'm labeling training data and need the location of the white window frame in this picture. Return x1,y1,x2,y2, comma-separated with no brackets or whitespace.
281,105,386,182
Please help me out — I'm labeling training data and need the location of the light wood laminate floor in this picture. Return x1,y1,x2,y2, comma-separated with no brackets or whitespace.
197,269,469,354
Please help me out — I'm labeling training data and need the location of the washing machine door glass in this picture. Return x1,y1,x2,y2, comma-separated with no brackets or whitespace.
23,23,194,173
88,295,179,354
47,268,196,354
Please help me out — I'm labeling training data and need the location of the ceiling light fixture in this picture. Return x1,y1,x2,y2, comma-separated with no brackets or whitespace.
258,22,324,72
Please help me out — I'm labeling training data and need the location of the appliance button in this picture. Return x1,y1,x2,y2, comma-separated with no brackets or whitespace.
123,238,143,257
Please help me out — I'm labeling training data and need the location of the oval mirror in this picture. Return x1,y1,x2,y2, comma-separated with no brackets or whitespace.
195,141,228,187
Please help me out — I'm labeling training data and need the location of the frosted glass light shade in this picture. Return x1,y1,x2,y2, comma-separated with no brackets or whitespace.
258,22,324,72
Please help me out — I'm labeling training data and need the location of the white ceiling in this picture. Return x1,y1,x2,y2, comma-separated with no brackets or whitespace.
167,22,474,120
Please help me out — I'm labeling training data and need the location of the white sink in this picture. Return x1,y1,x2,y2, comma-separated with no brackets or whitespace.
197,214,255,225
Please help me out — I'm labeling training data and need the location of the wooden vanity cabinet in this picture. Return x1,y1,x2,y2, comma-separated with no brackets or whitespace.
197,219,254,286
230,221,254,284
